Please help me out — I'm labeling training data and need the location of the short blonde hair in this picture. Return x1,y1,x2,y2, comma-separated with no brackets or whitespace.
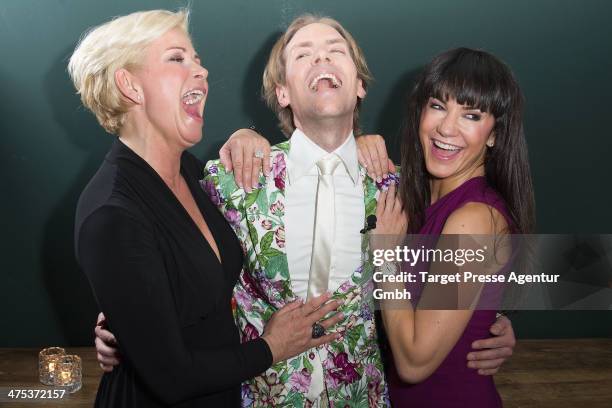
262,14,373,137
68,9,190,134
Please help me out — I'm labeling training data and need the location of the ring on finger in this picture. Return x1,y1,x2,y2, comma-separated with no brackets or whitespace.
312,322,325,339
254,149,264,159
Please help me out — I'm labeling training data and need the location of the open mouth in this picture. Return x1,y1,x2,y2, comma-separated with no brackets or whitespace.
431,138,463,159
432,139,462,151
309,73,342,91
181,88,206,121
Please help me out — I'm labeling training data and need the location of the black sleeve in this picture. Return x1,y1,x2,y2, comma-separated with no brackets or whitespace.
78,205,272,405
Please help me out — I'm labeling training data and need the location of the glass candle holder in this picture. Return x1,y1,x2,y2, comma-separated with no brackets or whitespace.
54,354,82,393
39,347,66,386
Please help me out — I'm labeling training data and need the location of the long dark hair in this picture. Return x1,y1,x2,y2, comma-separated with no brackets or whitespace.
400,47,535,234
401,48,535,234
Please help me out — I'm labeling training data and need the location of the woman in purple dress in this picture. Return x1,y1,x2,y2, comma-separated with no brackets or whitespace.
364,47,535,407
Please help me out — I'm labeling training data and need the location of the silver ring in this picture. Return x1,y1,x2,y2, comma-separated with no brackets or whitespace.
254,149,264,159
312,323,325,339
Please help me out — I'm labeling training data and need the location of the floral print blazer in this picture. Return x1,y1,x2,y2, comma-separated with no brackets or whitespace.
202,140,395,407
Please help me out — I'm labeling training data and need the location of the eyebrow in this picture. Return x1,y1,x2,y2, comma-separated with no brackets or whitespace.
326,38,346,46
165,46,200,60
291,41,313,50
290,38,347,50
431,97,483,112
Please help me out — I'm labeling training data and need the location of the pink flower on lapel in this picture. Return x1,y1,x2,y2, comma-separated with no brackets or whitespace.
224,208,240,226
328,352,359,385
275,226,285,248
272,154,286,190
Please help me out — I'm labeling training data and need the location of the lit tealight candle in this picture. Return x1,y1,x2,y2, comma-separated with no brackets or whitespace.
39,347,66,386
55,355,82,393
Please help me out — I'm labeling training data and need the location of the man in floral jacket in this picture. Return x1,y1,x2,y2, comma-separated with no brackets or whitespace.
203,15,390,407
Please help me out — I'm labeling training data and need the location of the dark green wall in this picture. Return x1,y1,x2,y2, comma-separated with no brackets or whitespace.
1,0,611,346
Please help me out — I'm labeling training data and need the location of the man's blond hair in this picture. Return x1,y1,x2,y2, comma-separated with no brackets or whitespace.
262,14,372,136
68,9,189,134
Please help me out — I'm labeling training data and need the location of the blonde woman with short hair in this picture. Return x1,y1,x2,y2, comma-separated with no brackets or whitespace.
71,9,342,407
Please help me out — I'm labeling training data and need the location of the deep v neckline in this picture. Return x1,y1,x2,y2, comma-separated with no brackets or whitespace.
116,139,224,268
174,161,223,266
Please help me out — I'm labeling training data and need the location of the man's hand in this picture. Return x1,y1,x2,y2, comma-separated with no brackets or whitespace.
356,134,396,182
219,128,271,193
94,312,121,372
467,315,516,375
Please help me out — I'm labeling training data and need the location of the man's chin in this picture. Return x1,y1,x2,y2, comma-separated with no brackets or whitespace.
310,101,355,116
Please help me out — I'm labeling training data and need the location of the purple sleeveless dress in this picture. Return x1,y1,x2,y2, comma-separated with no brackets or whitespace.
388,176,511,408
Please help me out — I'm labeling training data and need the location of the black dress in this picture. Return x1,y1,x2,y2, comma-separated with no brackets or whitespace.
75,139,272,407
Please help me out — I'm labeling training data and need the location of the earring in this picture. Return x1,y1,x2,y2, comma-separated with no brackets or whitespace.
487,141,494,147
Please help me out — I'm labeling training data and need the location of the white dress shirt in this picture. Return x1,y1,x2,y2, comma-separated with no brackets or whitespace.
285,129,365,299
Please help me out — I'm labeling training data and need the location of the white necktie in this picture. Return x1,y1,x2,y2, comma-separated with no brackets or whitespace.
307,154,342,301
